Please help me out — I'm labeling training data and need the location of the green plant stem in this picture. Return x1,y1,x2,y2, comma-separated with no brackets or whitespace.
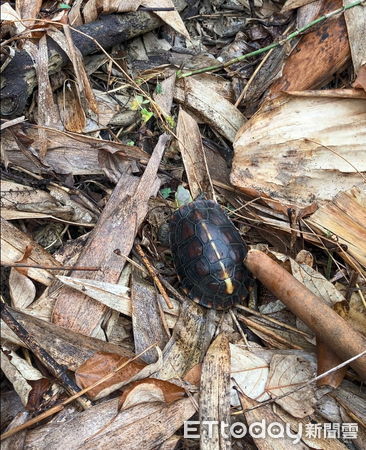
177,0,364,79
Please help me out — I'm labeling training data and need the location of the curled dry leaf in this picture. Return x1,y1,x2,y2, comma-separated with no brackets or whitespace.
9,268,36,309
0,3,26,34
83,0,142,23
1,220,57,285
119,378,186,410
0,347,49,409
141,0,190,39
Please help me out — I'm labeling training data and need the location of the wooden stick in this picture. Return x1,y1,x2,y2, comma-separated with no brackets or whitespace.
135,243,174,309
244,250,366,380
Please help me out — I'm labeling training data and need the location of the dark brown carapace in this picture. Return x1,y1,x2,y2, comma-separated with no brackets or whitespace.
169,200,249,309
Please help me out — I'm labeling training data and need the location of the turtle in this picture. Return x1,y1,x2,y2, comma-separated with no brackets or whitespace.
169,199,250,309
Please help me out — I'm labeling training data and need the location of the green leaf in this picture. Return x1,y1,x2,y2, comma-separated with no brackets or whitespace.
59,3,71,9
131,95,150,110
126,140,135,146
141,108,153,123
166,115,175,128
160,187,172,199
155,83,163,94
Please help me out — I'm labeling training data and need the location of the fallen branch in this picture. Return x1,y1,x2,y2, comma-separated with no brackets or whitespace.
243,249,366,380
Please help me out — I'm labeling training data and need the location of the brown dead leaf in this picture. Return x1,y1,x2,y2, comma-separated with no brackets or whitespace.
119,378,186,409
183,363,202,386
131,276,170,364
271,0,350,94
57,81,86,132
176,108,214,200
156,301,216,380
35,35,62,159
199,333,231,449
266,354,316,418
75,352,146,400
141,0,190,39
26,378,51,412
153,72,176,115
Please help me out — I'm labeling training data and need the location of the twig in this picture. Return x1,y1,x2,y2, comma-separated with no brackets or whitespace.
177,0,363,78
230,309,250,348
0,302,91,410
236,304,313,338
237,314,305,350
134,243,174,309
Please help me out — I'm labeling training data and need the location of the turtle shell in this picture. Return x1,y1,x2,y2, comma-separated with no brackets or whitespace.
169,199,249,309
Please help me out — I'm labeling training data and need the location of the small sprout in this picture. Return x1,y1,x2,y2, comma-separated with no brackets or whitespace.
155,83,163,94
59,3,71,8
126,140,135,146
160,187,172,199
166,115,175,128
141,108,153,123
130,95,150,110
